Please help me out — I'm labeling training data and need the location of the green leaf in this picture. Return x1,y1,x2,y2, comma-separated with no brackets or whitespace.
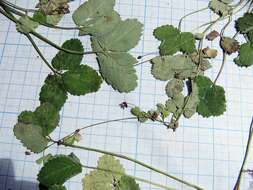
172,93,185,108
83,155,125,190
79,11,121,37
165,100,177,113
33,10,47,24
49,185,67,190
151,55,197,81
33,10,63,26
16,16,38,34
62,65,102,95
36,154,53,165
92,39,138,92
40,75,67,110
183,81,200,118
180,32,196,54
209,0,232,16
52,39,84,71
195,76,226,117
18,111,36,124
236,13,253,41
38,154,82,187
117,176,140,190
131,107,149,123
34,103,60,136
62,133,81,145
96,19,143,51
153,25,181,55
14,123,48,153
234,42,253,67
166,79,184,98
72,0,115,27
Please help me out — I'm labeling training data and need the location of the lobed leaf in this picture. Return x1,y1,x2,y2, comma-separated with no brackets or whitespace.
234,42,253,67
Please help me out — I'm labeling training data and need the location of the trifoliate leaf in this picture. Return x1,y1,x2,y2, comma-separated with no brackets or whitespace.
16,16,39,34
151,55,197,81
92,39,138,92
79,11,121,37
195,76,226,117
34,103,60,136
52,39,84,71
166,79,184,98
206,30,220,41
209,0,232,16
234,42,253,67
49,185,67,190
14,123,48,153
96,19,143,51
36,0,71,15
180,32,196,54
117,176,140,190
40,75,67,110
36,154,53,165
236,13,253,42
220,37,240,54
153,25,181,55
72,0,115,27
62,65,102,95
38,154,82,187
183,81,199,118
83,155,125,190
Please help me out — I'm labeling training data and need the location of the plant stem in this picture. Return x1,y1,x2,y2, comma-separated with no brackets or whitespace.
213,51,226,85
61,143,204,190
178,7,209,30
233,117,253,190
82,165,176,190
1,0,37,13
25,34,60,74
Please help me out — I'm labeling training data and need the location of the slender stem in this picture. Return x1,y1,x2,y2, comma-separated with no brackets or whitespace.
178,7,208,30
213,51,226,85
233,117,253,190
82,165,176,190
25,34,60,74
61,143,204,190
1,0,37,13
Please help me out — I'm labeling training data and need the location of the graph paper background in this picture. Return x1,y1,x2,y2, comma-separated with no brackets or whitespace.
0,0,253,189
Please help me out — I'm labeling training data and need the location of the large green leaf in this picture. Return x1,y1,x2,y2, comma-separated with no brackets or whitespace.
39,75,67,110
62,65,102,95
13,123,48,153
72,0,115,26
96,19,143,51
52,39,84,71
34,103,60,136
92,39,138,92
83,155,125,190
38,154,82,187
234,42,253,67
195,76,226,117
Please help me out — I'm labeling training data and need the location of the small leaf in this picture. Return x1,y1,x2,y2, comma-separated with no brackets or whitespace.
83,155,125,190
236,13,253,41
62,65,102,95
16,16,38,34
202,47,218,58
166,79,184,98
165,100,177,113
36,154,53,165
172,93,185,108
38,154,82,187
153,25,181,55
234,42,253,67
209,0,232,16
33,10,63,26
117,176,140,190
220,37,240,55
52,39,84,71
63,133,81,145
131,107,149,123
14,123,48,153
40,75,67,110
195,76,226,117
34,103,60,136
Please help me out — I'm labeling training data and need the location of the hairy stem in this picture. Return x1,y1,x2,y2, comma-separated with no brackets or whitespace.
233,117,253,190
61,143,204,190
82,165,176,190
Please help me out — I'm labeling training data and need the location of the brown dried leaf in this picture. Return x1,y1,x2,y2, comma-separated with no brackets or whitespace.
206,30,220,41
